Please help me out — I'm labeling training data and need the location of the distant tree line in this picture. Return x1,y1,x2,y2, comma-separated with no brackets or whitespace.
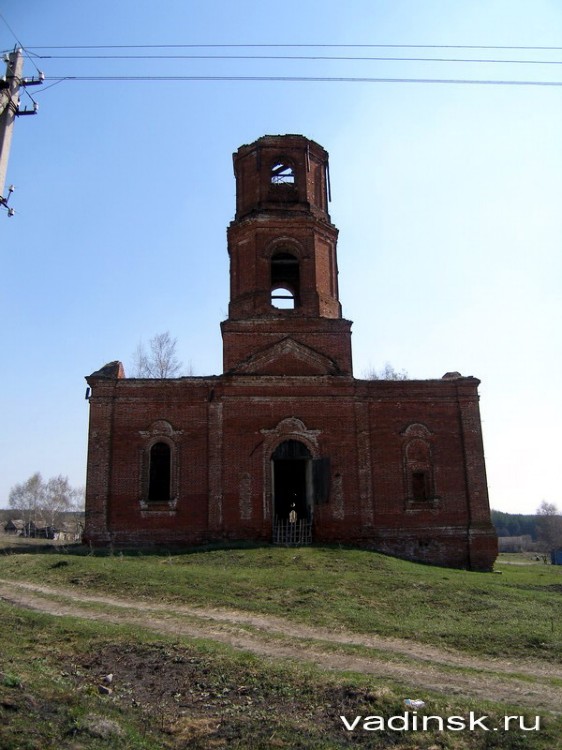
492,502,562,551
491,510,539,539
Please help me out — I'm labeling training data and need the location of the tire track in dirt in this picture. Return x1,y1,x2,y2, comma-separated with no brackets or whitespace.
1,578,560,713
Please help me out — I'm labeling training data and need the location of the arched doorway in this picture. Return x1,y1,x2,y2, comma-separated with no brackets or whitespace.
272,439,313,545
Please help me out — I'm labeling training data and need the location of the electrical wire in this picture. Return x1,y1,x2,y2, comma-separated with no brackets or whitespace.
21,43,562,50
40,75,562,86
6,35,562,91
0,11,43,75
24,53,562,65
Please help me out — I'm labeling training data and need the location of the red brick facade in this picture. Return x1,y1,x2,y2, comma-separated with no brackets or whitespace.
84,135,497,570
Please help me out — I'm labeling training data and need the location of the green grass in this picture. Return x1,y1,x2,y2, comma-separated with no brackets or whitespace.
1,544,561,661
1,601,560,750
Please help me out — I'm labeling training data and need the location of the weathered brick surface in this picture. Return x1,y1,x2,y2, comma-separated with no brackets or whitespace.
83,374,497,568
83,135,497,570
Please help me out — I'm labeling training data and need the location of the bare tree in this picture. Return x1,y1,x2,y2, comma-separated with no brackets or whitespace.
132,331,184,378
42,475,80,528
536,501,562,552
364,362,408,380
8,472,45,527
72,486,86,512
8,473,84,531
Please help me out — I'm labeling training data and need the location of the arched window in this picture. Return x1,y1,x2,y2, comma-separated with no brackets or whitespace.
271,251,300,309
404,437,435,504
270,162,295,184
148,442,171,502
412,470,430,501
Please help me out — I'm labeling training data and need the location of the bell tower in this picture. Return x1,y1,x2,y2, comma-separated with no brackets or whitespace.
221,135,353,376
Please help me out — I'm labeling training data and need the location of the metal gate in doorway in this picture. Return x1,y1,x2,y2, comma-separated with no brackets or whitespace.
273,518,312,546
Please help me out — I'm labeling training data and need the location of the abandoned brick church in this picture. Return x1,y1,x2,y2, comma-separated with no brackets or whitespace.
84,134,497,570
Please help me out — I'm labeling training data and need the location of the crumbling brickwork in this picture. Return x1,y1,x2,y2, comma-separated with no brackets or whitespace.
84,135,497,570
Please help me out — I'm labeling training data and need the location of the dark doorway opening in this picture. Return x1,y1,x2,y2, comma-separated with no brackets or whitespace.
272,439,311,521
274,458,308,520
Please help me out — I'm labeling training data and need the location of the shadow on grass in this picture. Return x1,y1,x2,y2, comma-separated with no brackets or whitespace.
0,538,295,558
0,537,389,561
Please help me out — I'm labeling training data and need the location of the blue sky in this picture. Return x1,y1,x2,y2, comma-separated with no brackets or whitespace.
1,1,561,515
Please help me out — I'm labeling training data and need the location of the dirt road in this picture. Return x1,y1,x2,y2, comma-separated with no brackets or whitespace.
0,577,560,713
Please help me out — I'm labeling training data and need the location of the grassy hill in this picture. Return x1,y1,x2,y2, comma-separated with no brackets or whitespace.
1,542,561,749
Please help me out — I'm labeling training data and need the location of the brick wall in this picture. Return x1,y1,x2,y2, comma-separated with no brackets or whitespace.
83,371,497,569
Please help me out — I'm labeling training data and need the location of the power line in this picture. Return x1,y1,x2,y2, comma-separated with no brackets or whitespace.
7,36,562,91
21,44,562,92
24,53,562,65
21,43,562,51
0,12,43,76
0,11,24,47
40,74,562,86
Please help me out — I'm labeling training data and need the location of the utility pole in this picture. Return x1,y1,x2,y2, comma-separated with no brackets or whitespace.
0,47,42,215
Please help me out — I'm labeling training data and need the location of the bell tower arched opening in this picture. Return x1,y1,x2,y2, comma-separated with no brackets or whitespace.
271,251,300,309
270,161,295,185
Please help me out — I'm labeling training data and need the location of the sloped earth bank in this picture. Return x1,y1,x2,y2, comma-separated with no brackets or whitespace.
1,578,561,716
